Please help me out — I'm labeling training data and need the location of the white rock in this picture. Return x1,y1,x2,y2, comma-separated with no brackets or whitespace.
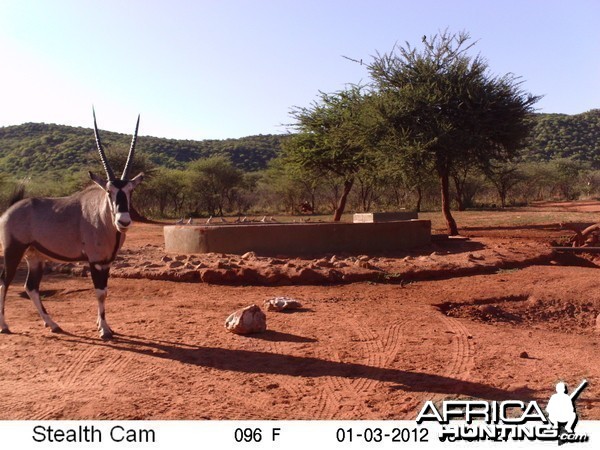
225,305,267,334
264,297,303,312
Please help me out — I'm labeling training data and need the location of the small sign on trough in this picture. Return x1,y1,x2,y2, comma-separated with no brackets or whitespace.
353,212,418,223
163,220,431,255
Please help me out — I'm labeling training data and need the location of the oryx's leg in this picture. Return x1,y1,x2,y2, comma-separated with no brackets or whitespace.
90,263,112,340
24,253,61,333
0,281,8,333
0,277,12,333
0,241,28,333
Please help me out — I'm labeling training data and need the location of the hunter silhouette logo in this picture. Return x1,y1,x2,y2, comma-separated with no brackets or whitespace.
416,379,589,443
546,379,587,443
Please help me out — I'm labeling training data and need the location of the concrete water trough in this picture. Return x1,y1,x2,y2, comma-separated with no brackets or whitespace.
164,220,431,255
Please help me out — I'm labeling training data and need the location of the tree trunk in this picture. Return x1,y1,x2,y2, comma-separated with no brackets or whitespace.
440,173,459,235
415,185,422,213
333,178,354,222
452,174,464,211
499,188,507,208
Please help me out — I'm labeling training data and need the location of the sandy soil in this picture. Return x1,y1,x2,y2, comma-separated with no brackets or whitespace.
1,204,599,420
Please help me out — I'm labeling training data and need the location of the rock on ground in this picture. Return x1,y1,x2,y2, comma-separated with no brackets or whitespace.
264,297,303,312
225,305,267,334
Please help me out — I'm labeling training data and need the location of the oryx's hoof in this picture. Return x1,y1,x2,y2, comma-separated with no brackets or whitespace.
0,327,12,334
100,330,113,340
45,323,63,333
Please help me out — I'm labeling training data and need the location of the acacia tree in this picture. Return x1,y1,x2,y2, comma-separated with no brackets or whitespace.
368,30,540,234
136,168,187,217
485,161,525,208
186,155,243,216
285,86,378,221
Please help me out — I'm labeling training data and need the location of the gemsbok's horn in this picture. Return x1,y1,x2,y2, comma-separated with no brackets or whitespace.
121,114,140,180
92,106,116,181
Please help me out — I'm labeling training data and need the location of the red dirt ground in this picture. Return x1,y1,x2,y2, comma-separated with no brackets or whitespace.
1,204,599,420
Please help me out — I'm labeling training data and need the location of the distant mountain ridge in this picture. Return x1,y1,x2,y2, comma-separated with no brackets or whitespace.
0,122,287,175
524,109,600,166
1,109,599,176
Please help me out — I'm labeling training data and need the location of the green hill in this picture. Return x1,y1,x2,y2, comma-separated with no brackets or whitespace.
1,109,599,177
0,122,286,176
523,109,600,167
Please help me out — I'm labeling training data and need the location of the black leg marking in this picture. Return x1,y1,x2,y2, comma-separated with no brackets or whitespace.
1,240,28,288
90,264,113,340
90,264,110,290
25,260,44,292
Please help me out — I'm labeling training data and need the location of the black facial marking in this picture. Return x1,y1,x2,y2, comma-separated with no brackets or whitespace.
115,190,129,213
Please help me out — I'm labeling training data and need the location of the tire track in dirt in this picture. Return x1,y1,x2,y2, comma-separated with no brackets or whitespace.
89,353,133,388
0,396,58,420
17,347,135,419
322,348,354,418
317,318,409,419
29,403,66,420
60,346,134,390
442,315,474,382
265,338,341,419
116,356,162,385
351,324,398,394
0,337,95,419
352,326,382,393
423,313,475,404
61,346,98,388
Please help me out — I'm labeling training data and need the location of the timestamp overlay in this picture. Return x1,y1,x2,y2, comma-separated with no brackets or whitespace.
1,420,598,450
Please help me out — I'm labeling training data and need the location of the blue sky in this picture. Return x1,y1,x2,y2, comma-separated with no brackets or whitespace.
0,0,598,140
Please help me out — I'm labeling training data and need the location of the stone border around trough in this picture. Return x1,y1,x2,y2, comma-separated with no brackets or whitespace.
47,238,557,286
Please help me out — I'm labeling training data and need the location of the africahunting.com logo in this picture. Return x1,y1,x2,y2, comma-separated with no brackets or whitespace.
416,379,589,444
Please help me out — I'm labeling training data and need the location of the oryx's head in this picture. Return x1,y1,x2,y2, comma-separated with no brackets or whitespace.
89,108,144,233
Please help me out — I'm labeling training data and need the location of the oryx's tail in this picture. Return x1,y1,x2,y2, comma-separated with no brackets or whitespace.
6,183,26,208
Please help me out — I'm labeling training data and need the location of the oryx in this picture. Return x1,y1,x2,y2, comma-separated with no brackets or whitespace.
0,110,144,339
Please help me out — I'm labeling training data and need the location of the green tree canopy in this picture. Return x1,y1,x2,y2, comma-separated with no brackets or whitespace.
368,30,540,234
186,155,244,216
284,86,379,220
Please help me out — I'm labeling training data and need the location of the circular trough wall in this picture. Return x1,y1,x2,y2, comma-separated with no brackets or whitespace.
163,220,431,255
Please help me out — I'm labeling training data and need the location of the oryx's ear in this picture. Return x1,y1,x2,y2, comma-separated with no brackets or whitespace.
130,172,144,188
89,171,107,189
